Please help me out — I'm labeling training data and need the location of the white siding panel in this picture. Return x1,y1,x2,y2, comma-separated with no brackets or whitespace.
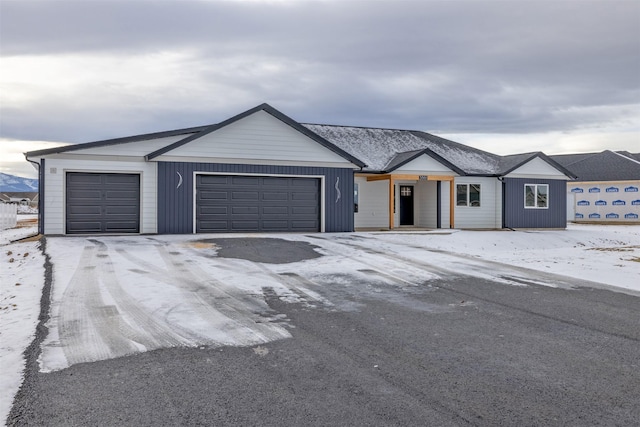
415,180,437,228
394,155,455,174
354,177,389,229
70,134,195,157
506,157,569,179
43,158,157,234
159,110,352,165
454,177,500,229
441,182,450,229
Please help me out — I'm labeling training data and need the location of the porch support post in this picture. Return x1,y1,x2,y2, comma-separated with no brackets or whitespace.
449,179,455,228
388,176,395,230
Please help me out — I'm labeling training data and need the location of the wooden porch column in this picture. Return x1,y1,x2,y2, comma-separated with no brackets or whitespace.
449,179,455,229
388,176,395,230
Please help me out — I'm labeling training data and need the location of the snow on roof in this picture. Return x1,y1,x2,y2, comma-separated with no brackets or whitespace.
302,124,501,174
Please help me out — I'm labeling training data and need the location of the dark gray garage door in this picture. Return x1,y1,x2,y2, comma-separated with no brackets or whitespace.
196,174,320,232
66,172,140,234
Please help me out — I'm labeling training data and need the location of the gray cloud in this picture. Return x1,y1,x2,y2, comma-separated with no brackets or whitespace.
1,0,638,144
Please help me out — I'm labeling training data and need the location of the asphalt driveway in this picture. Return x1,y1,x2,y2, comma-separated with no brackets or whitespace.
7,234,640,426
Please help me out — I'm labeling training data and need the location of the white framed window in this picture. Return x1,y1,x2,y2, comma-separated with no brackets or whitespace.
525,184,549,209
456,184,481,207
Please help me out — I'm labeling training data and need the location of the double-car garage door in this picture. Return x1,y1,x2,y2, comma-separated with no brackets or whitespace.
196,174,320,233
66,172,140,234
65,172,320,234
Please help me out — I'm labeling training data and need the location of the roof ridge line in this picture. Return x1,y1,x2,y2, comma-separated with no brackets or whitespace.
302,122,423,133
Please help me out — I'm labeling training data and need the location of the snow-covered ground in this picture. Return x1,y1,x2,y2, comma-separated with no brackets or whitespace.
0,226,44,424
375,224,640,293
1,223,639,424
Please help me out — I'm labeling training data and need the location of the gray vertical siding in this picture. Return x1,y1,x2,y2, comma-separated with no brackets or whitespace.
503,178,567,228
157,162,354,233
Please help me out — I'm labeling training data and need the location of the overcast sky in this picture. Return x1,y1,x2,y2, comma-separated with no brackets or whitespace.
1,0,639,178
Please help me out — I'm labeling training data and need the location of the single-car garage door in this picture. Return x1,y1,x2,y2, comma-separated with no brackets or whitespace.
196,174,320,232
66,172,140,234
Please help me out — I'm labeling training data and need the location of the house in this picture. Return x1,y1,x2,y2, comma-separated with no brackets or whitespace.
550,150,640,223
25,103,575,235
0,192,38,207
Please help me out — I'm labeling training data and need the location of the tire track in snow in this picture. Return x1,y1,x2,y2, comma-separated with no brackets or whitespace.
119,239,291,345
150,242,291,345
58,244,137,366
88,239,191,348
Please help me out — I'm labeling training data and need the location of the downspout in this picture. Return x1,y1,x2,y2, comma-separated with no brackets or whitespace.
26,157,44,235
498,176,513,230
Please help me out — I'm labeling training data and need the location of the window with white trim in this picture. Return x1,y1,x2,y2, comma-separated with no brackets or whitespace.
456,184,481,207
525,184,548,208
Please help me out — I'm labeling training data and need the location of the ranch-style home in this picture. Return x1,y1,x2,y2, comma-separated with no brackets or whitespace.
25,103,575,235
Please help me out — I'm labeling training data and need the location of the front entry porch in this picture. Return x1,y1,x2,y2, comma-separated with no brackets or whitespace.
354,174,456,230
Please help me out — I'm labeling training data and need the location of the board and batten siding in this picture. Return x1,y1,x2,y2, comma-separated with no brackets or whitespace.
453,177,502,229
503,178,567,228
154,110,352,166
39,158,157,234
157,162,354,233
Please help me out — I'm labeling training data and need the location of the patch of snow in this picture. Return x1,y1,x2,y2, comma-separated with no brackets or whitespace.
0,226,38,246
0,241,45,424
373,224,640,292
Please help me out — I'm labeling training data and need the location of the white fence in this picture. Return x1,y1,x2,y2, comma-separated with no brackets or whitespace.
1,203,18,230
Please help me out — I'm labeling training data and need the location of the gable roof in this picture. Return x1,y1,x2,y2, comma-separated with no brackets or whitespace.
550,150,640,181
499,152,577,178
25,125,209,157
382,149,465,174
25,104,366,168
616,151,640,162
145,103,366,167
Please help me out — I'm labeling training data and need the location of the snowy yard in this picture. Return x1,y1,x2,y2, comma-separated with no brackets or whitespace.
1,223,640,424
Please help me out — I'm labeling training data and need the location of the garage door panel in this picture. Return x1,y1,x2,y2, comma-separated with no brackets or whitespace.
291,206,318,215
232,220,259,231
232,191,259,200
232,176,259,186
199,175,229,185
262,192,288,201
68,174,102,185
70,189,102,200
200,206,228,215
262,220,289,230
262,206,288,215
199,220,229,231
291,220,318,229
196,175,319,233
105,190,139,199
66,172,140,234
292,192,317,201
66,221,102,233
105,205,138,215
200,191,228,200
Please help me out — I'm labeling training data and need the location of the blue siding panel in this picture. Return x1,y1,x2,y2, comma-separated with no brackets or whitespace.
503,178,567,228
158,162,354,233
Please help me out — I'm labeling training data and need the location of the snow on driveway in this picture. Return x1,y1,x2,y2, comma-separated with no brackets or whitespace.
39,224,640,373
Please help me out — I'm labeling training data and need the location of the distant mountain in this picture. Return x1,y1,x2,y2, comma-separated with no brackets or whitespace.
0,173,39,192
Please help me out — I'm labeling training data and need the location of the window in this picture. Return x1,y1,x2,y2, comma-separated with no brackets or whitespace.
525,184,549,208
456,184,481,207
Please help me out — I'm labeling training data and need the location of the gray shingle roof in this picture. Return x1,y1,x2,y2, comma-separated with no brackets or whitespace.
302,124,501,174
550,150,640,181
